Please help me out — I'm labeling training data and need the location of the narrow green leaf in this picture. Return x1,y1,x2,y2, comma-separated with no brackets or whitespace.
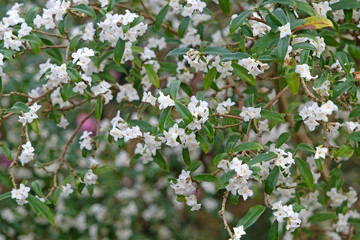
128,119,153,132
144,64,160,88
28,194,55,226
204,67,217,90
350,106,360,118
192,174,217,182
31,119,40,135
66,67,82,82
155,4,169,31
196,132,209,153
232,62,256,85
175,102,193,123
236,205,266,229
219,0,231,14
186,160,202,173
286,72,300,95
52,189,61,206
348,131,360,142
25,7,39,25
261,110,285,123
216,170,236,190
114,39,125,66
130,153,142,166
275,132,291,148
170,80,181,99
95,96,103,120
159,106,172,132
182,148,191,166
70,4,97,18
248,152,277,166
230,10,253,34
296,143,315,153
31,181,45,198
276,35,290,66
1,145,11,162
234,142,264,152
178,17,190,38
269,220,279,240
154,150,169,172
265,166,280,194
295,157,314,191
166,47,191,57
0,192,11,201
69,35,82,52
213,153,230,166
308,213,338,223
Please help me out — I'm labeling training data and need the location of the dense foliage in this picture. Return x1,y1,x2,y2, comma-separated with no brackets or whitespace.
1,0,360,239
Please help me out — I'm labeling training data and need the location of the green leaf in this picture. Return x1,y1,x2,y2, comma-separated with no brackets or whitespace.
308,213,338,223
286,72,300,95
315,158,323,171
261,110,285,123
216,170,236,191
66,67,82,83
144,64,160,88
296,143,315,153
6,102,30,114
25,7,39,24
269,220,279,240
93,165,115,174
154,150,169,172
182,148,191,166
70,4,97,18
0,192,11,201
114,39,126,66
58,14,68,36
275,132,291,148
170,80,181,99
128,119,153,132
186,160,202,173
225,134,241,152
350,106,360,118
203,67,217,90
159,106,172,132
130,153,142,166
166,47,191,57
331,0,360,10
348,131,360,142
178,16,190,38
175,102,193,123
234,142,264,152
31,119,40,135
287,102,301,113
196,132,209,153
230,10,253,34
295,1,315,16
248,152,277,166
192,174,217,182
1,145,11,162
69,35,82,52
232,62,256,85
155,4,169,31
219,0,231,14
95,97,103,120
291,42,317,52
213,153,230,166
52,189,61,206
337,144,354,159
295,157,314,191
202,46,231,55
276,35,290,66
236,205,266,229
28,194,55,226
31,180,45,198
221,52,251,62
265,166,280,194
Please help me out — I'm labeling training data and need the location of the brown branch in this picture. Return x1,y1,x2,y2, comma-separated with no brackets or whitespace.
218,191,234,238
262,86,289,110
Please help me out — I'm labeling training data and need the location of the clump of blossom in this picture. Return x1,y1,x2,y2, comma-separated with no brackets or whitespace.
279,22,291,38
187,96,209,130
314,146,328,159
18,141,35,166
109,111,142,143
82,22,95,41
299,101,338,131
170,170,201,211
61,183,74,197
239,106,261,122
157,92,175,110
225,158,253,200
18,103,41,126
238,57,269,78
295,64,317,81
272,201,301,232
116,83,140,103
233,225,246,240
216,99,235,115
91,80,113,104
79,131,92,151
11,184,30,206
72,47,95,72
83,169,97,186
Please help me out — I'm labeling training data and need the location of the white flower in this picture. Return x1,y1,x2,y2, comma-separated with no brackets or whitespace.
84,169,98,186
158,92,175,110
11,184,30,206
314,146,328,159
279,22,291,38
57,115,69,129
233,225,246,240
239,106,261,122
61,183,74,197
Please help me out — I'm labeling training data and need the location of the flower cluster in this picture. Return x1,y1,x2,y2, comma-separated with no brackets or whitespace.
272,201,301,232
299,101,338,131
18,103,41,126
18,141,35,166
11,184,30,206
170,170,201,211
